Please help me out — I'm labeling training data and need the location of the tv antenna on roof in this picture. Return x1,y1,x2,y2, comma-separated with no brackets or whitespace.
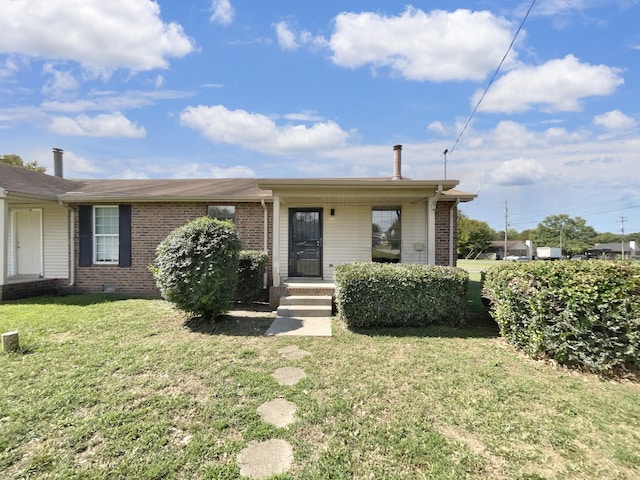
442,149,448,179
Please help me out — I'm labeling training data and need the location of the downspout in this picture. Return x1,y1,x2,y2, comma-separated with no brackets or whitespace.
449,199,460,266
68,207,75,286
261,199,268,289
0,195,7,286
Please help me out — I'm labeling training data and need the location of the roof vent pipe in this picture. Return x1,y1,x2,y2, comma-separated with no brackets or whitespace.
392,144,402,180
53,148,63,177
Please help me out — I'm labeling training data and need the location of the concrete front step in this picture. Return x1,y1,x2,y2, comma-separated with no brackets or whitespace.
279,295,332,306
276,304,332,318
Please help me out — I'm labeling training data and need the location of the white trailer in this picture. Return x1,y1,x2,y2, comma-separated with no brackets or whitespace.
536,247,562,260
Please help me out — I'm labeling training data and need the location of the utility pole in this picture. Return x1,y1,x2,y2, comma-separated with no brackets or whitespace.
503,199,508,260
620,216,627,260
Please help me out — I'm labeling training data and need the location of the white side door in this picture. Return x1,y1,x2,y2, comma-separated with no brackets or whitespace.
14,209,43,276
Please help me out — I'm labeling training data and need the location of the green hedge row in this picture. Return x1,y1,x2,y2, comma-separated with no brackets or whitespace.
334,262,468,328
482,260,640,373
236,250,268,304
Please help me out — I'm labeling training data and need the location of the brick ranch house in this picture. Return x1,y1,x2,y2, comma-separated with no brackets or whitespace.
0,146,475,304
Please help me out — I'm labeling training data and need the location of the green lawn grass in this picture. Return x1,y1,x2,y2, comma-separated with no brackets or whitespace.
457,259,500,313
1,294,639,479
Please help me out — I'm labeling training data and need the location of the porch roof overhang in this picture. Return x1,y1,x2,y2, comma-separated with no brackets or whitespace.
256,178,473,205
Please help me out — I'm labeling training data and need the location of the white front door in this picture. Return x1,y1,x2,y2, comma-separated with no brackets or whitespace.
14,209,43,276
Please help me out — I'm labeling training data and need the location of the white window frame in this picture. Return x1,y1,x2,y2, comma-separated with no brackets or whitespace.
93,206,119,264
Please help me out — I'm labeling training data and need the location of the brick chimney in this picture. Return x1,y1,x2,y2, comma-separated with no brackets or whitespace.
392,144,402,180
53,148,63,177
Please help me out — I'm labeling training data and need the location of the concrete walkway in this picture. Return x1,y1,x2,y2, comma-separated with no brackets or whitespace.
264,316,332,337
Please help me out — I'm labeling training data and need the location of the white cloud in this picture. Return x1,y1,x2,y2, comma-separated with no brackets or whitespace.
49,112,146,138
475,55,624,113
179,105,350,155
117,169,150,179
593,109,637,130
0,0,195,74
0,57,22,78
172,164,256,179
329,7,516,81
210,0,234,26
274,21,327,51
274,21,298,51
284,111,325,122
42,89,194,113
428,121,447,135
41,63,79,98
486,158,548,186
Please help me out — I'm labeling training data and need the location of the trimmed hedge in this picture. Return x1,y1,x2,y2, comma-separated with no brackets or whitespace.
236,250,268,304
335,262,468,328
482,260,640,373
150,217,241,319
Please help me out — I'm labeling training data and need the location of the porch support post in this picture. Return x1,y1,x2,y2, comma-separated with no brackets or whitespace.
449,200,460,266
0,197,8,285
272,193,281,287
426,197,436,265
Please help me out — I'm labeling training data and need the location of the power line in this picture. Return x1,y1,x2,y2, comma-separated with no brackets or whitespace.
448,0,537,155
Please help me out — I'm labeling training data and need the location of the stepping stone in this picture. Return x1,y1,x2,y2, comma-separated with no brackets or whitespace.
272,367,305,386
278,345,311,360
237,439,293,479
257,398,297,428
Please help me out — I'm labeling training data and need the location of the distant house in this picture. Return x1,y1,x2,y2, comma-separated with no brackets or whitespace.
589,241,638,259
0,146,475,303
486,240,534,260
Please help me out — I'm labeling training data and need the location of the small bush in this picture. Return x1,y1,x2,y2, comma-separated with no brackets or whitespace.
150,217,241,319
482,260,640,373
335,262,468,328
236,250,268,304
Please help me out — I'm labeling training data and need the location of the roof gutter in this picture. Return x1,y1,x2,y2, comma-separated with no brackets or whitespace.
59,195,273,204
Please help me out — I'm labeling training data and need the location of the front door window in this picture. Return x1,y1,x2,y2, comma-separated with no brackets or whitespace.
289,209,322,277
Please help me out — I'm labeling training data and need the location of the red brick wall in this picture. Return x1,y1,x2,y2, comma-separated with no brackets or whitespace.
435,202,456,266
71,202,272,297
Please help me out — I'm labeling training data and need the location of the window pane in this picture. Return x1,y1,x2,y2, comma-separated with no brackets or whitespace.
95,207,119,234
208,205,235,221
95,236,119,262
94,206,119,263
372,208,401,263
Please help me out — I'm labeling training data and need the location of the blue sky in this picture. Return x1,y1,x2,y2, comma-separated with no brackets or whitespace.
0,0,638,235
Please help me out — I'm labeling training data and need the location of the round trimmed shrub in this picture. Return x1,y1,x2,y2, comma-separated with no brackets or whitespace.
150,217,241,319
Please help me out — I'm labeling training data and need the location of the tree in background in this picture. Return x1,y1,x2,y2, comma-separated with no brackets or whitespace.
531,214,597,255
0,154,46,173
457,212,496,258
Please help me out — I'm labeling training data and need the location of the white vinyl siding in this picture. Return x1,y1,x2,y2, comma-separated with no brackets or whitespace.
94,206,119,264
43,205,70,278
322,206,371,281
277,203,431,281
400,202,428,264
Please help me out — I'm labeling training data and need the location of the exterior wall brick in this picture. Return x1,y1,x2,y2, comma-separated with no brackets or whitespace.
71,202,272,297
435,202,457,266
0,279,59,301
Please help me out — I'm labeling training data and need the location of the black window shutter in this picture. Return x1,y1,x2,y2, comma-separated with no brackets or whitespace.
118,204,132,267
78,205,92,267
